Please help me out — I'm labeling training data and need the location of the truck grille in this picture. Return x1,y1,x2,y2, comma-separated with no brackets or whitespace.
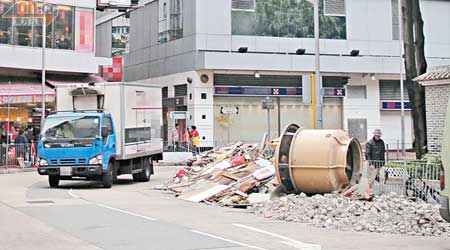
60,159,76,165
49,159,87,165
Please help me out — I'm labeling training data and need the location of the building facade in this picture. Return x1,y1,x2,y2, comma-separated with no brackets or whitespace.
97,0,450,146
417,66,450,154
0,0,110,128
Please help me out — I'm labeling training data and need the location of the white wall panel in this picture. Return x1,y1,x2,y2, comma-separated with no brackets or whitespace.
0,45,110,74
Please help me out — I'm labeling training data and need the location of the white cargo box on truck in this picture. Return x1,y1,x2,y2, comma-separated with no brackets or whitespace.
55,82,163,160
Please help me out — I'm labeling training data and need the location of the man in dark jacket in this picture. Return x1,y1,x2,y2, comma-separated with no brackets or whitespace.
365,129,387,184
25,126,34,142
15,129,29,162
15,129,28,144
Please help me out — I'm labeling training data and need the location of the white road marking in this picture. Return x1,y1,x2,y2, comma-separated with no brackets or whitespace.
279,241,322,250
68,189,80,199
191,230,268,250
232,223,321,250
96,203,157,221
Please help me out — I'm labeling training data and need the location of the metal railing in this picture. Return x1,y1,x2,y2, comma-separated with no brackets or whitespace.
385,142,417,161
163,141,261,154
368,160,441,204
0,143,37,169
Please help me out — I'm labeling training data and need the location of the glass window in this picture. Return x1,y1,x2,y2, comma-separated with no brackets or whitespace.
231,0,347,40
0,0,13,45
75,8,94,52
112,16,130,57
53,5,73,50
4,2,73,49
42,116,100,140
103,117,113,135
13,16,33,47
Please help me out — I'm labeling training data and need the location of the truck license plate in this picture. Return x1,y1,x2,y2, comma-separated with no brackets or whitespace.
60,167,72,176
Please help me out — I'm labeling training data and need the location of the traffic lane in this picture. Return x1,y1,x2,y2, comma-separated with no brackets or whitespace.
29,166,450,250
20,175,284,250
4,173,253,250
0,202,101,250
18,203,240,250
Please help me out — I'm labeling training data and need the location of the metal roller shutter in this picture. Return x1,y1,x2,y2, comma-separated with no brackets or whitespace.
214,74,301,87
379,80,409,100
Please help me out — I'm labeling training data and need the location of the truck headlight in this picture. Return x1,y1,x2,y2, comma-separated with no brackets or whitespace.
89,155,103,165
39,159,48,166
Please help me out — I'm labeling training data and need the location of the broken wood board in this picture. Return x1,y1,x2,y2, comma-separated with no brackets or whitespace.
179,182,230,203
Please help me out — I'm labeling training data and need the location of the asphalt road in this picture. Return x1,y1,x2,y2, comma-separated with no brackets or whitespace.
1,166,450,250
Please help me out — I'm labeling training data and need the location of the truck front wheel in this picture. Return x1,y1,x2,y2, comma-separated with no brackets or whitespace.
49,175,59,188
102,163,113,188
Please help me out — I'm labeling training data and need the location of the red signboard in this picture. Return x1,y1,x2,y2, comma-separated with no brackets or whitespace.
100,57,123,82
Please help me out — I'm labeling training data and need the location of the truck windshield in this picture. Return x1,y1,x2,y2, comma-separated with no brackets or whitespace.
42,116,100,140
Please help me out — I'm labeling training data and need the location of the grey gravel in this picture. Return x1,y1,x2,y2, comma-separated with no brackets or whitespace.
251,192,450,237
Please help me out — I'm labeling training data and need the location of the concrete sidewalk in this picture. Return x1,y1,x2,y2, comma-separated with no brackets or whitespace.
0,167,36,174
0,152,193,174
156,152,194,166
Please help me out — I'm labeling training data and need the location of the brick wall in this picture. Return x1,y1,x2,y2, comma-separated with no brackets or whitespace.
425,84,450,154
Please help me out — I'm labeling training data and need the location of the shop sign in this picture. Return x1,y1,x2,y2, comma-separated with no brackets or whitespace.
170,111,189,120
381,101,411,110
215,86,302,96
261,99,275,110
322,88,346,97
0,94,55,105
220,107,239,114
1,1,58,26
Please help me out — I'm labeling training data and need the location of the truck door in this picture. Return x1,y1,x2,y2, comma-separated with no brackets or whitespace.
102,115,116,170
136,110,151,146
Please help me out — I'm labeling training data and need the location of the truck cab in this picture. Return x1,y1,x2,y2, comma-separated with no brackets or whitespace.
37,82,163,188
38,112,118,188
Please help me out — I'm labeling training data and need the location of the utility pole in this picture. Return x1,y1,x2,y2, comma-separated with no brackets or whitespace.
277,97,281,136
227,113,231,143
6,81,11,168
267,104,271,140
313,0,322,128
398,0,406,155
41,0,47,129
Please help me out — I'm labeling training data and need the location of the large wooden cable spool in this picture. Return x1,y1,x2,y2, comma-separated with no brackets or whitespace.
274,124,363,194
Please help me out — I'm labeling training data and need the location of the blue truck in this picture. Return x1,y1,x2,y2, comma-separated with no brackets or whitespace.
37,82,163,188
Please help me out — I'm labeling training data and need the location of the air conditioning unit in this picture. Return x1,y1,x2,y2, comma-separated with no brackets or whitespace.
323,0,346,17
232,0,256,12
97,0,139,10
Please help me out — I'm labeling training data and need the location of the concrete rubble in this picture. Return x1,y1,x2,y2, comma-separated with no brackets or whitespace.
157,143,276,206
155,140,450,238
251,192,450,237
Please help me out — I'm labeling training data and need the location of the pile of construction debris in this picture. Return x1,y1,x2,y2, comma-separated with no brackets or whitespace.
251,192,450,237
158,143,275,206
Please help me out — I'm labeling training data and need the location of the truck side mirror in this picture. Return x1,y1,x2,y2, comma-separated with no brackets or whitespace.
101,126,109,138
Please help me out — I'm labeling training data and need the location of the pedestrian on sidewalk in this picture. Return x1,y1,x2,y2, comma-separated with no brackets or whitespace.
0,130,7,165
14,128,28,163
365,129,388,185
189,125,200,156
0,130,7,145
25,125,34,143
171,123,180,152
183,128,190,152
